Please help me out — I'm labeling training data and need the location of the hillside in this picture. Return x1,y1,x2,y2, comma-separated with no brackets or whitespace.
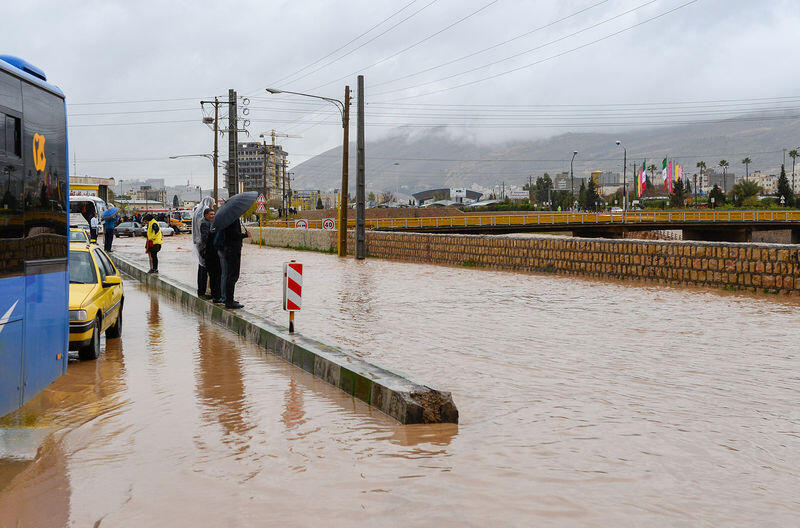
291,114,800,195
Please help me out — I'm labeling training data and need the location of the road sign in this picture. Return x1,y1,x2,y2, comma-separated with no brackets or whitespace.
283,261,302,311
322,218,336,231
256,193,267,204
255,203,267,214
295,219,309,229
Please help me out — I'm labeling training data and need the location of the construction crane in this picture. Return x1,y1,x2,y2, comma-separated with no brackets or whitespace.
260,129,301,146
258,130,301,209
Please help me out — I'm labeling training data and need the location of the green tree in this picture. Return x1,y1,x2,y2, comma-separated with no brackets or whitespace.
583,178,600,210
647,164,657,180
789,149,798,197
670,178,686,207
533,174,553,204
578,180,587,210
776,164,792,206
709,185,725,208
367,191,376,202
731,179,763,206
741,157,751,181
316,197,324,209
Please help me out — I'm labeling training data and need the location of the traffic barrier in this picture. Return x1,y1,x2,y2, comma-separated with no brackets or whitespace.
110,253,458,425
283,260,302,333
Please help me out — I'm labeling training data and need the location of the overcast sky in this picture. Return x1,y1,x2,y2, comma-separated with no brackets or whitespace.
4,0,799,189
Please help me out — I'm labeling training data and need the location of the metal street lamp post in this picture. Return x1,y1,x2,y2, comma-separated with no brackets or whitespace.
570,150,578,204
266,87,350,257
615,141,626,211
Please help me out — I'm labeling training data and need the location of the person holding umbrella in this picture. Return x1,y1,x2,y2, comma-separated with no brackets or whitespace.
212,191,256,309
192,196,215,297
102,206,120,252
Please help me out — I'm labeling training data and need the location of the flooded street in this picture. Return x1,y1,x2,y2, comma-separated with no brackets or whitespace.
1,234,799,526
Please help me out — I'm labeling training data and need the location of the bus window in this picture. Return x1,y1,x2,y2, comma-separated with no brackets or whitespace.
22,82,67,267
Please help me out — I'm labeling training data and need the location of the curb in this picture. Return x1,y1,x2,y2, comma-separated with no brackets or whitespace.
110,254,458,425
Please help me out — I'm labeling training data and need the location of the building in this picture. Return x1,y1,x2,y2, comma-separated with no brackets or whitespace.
553,172,586,192
70,176,115,201
701,169,736,193
226,141,288,198
412,188,482,206
749,171,778,194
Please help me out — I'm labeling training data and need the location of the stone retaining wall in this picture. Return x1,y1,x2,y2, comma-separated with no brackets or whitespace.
345,232,800,294
247,227,800,295
250,227,333,252
110,253,458,424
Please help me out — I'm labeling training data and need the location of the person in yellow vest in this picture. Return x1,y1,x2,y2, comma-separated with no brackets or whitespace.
144,214,163,274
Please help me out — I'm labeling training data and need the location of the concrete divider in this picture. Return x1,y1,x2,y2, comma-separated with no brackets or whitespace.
110,254,458,425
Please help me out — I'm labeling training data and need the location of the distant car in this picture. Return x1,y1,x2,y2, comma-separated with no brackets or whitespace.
69,244,124,360
158,221,175,236
610,207,623,212
116,221,142,237
140,222,174,237
69,228,90,244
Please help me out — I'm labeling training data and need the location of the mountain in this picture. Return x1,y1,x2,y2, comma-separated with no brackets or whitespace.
291,114,800,195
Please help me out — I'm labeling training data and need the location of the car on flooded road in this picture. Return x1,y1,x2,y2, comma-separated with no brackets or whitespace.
68,244,124,360
139,221,175,236
115,221,142,237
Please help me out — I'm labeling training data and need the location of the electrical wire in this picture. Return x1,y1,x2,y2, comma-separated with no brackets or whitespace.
247,0,421,94
307,0,500,91
373,0,701,101
369,0,611,89
273,0,441,89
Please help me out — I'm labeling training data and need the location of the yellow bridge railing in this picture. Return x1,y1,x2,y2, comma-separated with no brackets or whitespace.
258,210,800,231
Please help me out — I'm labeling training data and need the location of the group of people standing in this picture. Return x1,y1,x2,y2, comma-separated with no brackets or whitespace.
192,197,248,310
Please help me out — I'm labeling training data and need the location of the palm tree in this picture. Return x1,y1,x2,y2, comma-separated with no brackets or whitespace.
789,149,798,195
741,157,751,181
719,159,729,195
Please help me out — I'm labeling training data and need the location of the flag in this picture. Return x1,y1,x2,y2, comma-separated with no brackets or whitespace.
668,160,673,193
640,160,646,196
662,157,668,189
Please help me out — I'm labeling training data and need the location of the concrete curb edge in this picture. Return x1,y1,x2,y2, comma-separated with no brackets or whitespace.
110,253,458,425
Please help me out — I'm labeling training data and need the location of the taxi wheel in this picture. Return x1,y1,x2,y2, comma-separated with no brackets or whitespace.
78,318,101,361
106,305,123,338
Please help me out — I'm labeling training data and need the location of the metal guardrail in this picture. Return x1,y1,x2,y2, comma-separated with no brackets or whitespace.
259,210,800,231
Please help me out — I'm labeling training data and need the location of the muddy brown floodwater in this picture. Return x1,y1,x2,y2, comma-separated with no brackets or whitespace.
1,233,799,526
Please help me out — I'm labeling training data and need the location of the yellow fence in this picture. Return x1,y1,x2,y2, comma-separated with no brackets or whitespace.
260,210,800,231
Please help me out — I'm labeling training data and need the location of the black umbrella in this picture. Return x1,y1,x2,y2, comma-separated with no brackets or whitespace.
212,191,258,230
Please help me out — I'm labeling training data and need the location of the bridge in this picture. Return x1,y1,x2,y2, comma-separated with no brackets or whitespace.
264,210,800,242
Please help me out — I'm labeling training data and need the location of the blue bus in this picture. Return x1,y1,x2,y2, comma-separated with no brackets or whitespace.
0,55,68,418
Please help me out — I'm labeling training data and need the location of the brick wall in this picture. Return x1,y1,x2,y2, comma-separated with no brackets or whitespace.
335,231,800,295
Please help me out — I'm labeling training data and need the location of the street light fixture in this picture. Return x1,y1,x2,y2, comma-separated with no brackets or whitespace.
267,87,350,257
616,140,627,211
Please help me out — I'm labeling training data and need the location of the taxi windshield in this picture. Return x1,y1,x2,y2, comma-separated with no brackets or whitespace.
69,230,88,242
69,251,97,284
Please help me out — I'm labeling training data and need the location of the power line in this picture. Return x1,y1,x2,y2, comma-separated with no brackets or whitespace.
369,0,611,89
372,0,662,97
247,0,421,94
278,0,441,88
308,0,500,91
373,0,701,101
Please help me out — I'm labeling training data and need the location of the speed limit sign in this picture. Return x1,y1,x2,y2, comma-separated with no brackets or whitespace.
321,218,336,230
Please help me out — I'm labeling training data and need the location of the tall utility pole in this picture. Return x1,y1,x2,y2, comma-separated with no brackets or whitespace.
281,160,287,218
356,75,366,260
339,86,350,257
261,137,269,199
528,174,533,201
200,97,223,203
228,89,238,196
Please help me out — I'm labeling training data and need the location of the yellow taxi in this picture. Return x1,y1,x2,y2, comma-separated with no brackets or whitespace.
69,228,91,244
68,243,124,360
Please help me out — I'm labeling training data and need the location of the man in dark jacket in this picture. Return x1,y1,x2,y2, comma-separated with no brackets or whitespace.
199,208,222,301
215,218,248,309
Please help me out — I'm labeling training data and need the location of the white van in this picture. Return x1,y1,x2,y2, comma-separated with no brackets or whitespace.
69,195,109,234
